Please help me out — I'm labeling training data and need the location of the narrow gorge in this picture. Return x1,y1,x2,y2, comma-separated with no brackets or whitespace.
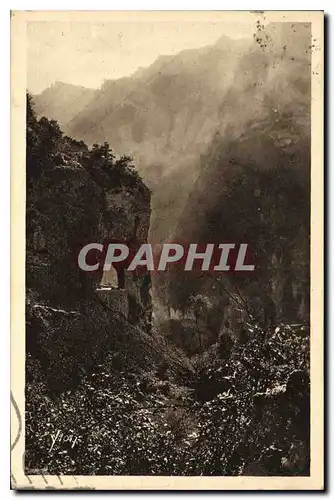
25,20,311,477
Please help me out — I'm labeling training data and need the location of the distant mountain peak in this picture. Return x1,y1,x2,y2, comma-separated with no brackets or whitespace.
50,80,96,92
33,82,97,128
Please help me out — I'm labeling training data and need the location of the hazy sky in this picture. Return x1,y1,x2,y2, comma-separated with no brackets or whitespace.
27,21,256,94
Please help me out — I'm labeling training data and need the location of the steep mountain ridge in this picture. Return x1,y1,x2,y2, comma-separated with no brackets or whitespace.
33,23,311,245
25,22,312,476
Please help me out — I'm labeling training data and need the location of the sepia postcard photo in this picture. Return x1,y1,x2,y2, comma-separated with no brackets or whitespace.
11,10,324,490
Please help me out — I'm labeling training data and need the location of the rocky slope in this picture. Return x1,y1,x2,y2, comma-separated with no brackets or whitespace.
26,95,190,394
33,23,311,247
26,321,310,476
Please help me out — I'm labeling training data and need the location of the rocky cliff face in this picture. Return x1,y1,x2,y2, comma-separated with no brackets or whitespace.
26,96,156,391
34,23,310,244
162,22,311,343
